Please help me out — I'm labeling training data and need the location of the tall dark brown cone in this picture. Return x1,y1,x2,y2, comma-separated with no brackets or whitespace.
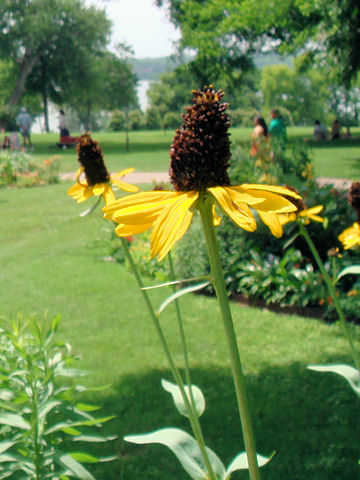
169,86,231,191
77,133,110,186
348,182,360,223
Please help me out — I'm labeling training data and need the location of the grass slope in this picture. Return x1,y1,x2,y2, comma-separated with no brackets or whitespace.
1,183,360,479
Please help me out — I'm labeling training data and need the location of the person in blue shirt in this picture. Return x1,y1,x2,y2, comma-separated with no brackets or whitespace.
269,109,287,151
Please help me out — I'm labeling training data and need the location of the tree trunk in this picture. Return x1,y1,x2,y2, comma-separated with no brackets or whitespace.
42,87,50,133
8,51,41,107
84,102,91,131
40,55,50,133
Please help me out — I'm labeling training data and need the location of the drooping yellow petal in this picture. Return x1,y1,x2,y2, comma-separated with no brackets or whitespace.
299,205,324,223
111,169,139,193
338,223,360,250
115,222,154,237
278,212,296,226
226,186,270,206
109,194,180,225
258,211,283,238
229,186,298,213
103,190,177,217
67,183,85,200
151,192,198,260
212,204,221,226
75,167,86,185
209,187,257,231
240,184,301,199
76,186,94,203
92,183,106,196
102,184,116,205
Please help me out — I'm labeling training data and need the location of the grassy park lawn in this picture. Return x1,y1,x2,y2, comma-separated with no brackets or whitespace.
30,126,360,180
1,181,360,479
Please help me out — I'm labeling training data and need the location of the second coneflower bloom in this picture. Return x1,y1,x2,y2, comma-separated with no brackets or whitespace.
67,133,138,205
276,187,323,226
338,182,360,249
103,87,301,261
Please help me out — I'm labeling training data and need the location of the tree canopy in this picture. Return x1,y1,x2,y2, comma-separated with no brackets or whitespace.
156,0,360,88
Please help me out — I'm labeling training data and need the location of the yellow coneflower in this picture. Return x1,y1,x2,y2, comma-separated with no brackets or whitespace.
103,87,301,261
67,133,138,205
338,182,360,250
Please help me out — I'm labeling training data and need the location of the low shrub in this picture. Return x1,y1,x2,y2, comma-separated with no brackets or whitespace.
0,313,116,479
0,151,60,187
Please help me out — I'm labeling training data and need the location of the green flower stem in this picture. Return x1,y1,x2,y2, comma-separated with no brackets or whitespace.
198,196,261,480
120,237,218,480
298,222,360,372
168,252,197,411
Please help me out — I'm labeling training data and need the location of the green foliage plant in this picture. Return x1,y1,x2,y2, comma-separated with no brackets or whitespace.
0,313,116,480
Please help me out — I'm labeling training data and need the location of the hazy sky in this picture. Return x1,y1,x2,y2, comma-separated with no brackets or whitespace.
89,0,180,58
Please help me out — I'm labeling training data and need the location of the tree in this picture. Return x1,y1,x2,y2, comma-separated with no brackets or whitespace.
157,0,360,88
260,64,329,125
67,48,138,131
147,65,196,117
156,0,256,84
0,0,111,115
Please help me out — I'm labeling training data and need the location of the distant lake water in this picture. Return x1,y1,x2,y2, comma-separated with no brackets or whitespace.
137,79,152,112
32,79,153,132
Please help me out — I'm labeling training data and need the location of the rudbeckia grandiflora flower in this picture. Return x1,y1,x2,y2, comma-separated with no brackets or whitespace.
103,87,301,260
68,133,138,205
338,182,360,249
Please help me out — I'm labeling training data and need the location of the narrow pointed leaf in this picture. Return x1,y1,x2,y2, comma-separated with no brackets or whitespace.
0,413,30,430
282,233,299,250
161,379,205,417
0,453,18,463
69,453,99,464
226,451,275,478
337,265,360,282
59,454,95,480
142,276,210,290
73,434,117,443
308,364,360,397
75,403,100,412
125,428,226,480
79,198,101,217
158,282,210,315
0,442,16,455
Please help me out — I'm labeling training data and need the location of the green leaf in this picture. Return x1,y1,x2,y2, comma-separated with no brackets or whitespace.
79,415,116,427
75,403,100,412
225,451,275,478
141,276,210,290
0,413,30,430
125,428,226,480
337,265,360,282
79,197,101,217
308,364,360,397
161,379,205,418
282,233,299,250
69,453,100,464
158,282,210,315
38,400,61,420
0,453,18,463
0,441,16,455
62,427,82,436
73,434,117,443
58,454,96,480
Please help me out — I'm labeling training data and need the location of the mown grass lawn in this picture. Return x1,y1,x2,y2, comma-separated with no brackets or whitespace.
1,182,360,479
29,126,360,180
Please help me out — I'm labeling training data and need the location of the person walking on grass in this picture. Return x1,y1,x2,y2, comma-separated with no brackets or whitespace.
16,107,33,150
